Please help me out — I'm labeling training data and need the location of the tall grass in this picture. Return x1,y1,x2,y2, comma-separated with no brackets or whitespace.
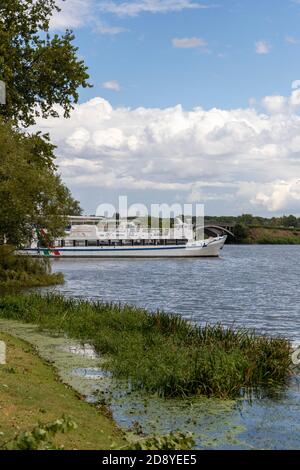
0,245,63,288
0,294,292,398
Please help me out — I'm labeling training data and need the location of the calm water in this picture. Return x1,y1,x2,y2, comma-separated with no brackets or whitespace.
38,245,300,449
46,245,300,344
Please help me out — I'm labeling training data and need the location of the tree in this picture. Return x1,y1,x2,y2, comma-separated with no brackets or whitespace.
0,1,86,247
282,215,297,228
233,223,249,243
0,0,91,127
0,120,81,246
238,214,254,226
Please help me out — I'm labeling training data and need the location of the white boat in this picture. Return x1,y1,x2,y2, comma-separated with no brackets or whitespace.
19,217,228,258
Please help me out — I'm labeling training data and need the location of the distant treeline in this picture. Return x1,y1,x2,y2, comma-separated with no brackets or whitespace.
205,213,300,228
142,213,300,228
204,214,300,244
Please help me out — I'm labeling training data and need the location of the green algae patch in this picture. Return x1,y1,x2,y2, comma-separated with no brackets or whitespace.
0,326,125,450
0,319,278,450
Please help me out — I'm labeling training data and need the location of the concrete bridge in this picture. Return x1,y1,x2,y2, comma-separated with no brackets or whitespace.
196,224,235,238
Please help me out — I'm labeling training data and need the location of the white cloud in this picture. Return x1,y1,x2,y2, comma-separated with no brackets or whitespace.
34,87,300,215
49,0,211,34
102,80,121,91
261,84,300,114
290,89,300,107
172,37,207,49
50,0,94,29
66,127,91,151
255,41,271,54
50,0,127,34
285,36,299,44
262,95,287,114
98,0,209,17
252,180,300,211
292,80,300,90
94,22,128,34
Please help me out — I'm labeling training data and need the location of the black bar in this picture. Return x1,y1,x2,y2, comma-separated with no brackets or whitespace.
1,450,300,466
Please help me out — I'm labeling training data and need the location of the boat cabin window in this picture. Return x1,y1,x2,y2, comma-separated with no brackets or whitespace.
122,240,133,246
74,240,86,247
87,240,99,246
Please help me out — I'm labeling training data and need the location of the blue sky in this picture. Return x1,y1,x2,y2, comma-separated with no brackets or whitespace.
40,0,300,216
73,0,300,110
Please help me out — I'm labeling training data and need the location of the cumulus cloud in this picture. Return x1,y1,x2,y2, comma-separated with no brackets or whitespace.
262,95,287,114
102,80,121,91
98,0,209,17
292,80,300,90
172,37,207,49
255,41,271,54
34,86,300,215
251,180,300,211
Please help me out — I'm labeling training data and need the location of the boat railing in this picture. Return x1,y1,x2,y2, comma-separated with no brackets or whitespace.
94,227,192,240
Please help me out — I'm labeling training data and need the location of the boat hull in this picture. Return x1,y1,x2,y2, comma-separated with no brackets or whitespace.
18,237,227,258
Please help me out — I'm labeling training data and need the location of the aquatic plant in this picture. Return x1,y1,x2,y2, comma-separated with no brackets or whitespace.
0,294,292,398
123,431,195,450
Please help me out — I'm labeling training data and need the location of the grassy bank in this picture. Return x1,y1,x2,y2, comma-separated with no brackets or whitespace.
0,246,63,288
231,226,300,244
0,294,291,399
0,332,124,449
247,227,300,244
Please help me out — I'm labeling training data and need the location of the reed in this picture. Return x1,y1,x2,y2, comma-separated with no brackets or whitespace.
0,294,291,398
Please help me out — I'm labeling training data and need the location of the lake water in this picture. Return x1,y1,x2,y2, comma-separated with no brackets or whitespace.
46,245,300,344
38,245,300,449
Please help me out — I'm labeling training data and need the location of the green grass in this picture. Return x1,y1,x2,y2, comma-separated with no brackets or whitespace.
256,236,300,245
0,294,292,399
246,227,300,245
0,245,63,288
0,332,125,449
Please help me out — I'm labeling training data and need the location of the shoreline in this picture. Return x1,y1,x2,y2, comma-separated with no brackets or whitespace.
0,324,125,450
0,295,296,450
0,320,197,450
0,293,291,400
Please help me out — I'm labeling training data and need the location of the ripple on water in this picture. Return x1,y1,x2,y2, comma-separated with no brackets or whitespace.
32,245,300,448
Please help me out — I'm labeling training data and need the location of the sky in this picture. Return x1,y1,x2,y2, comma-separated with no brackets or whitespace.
35,0,300,216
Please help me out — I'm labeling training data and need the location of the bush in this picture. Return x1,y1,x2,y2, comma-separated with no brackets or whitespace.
0,245,63,288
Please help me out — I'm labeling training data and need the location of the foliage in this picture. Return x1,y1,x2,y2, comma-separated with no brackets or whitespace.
0,244,63,287
1,416,77,450
0,120,81,246
231,223,249,243
281,214,297,228
205,214,300,229
124,431,195,450
2,415,194,451
0,294,292,399
0,0,91,127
